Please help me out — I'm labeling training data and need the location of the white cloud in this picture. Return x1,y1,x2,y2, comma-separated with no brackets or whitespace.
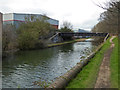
0,0,110,30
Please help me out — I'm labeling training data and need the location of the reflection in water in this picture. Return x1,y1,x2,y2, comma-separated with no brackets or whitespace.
2,41,97,88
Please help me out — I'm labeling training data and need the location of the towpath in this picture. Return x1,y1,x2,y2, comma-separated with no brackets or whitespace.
94,36,116,88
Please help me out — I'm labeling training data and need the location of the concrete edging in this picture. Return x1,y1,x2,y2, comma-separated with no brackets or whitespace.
48,42,105,88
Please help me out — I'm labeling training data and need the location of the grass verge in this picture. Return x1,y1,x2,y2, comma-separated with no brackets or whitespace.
110,37,118,88
47,38,86,47
66,37,111,88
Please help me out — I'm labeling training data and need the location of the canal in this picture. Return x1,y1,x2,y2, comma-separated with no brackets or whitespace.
2,40,98,88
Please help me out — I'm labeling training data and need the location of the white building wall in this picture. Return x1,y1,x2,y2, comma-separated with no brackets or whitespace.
14,13,42,22
3,13,14,21
14,13,28,21
3,13,59,29
14,13,59,25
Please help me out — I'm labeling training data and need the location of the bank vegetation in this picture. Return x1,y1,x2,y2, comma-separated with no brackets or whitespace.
2,16,56,52
2,15,74,57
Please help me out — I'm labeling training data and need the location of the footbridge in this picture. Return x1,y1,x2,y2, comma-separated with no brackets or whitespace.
47,32,109,43
59,32,108,37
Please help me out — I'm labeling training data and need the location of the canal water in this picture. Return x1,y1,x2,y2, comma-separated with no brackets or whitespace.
2,41,98,88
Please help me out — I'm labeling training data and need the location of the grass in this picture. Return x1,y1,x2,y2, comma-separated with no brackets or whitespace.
66,37,111,88
118,34,120,90
47,38,86,47
110,37,118,88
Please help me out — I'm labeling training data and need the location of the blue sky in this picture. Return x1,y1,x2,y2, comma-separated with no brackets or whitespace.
0,0,109,31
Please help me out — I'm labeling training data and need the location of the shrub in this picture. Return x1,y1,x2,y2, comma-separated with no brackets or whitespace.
17,16,53,50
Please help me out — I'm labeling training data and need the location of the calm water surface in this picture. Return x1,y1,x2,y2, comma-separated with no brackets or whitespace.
2,41,97,88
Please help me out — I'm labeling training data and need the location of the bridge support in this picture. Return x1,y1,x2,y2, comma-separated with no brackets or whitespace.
104,33,109,42
47,32,63,44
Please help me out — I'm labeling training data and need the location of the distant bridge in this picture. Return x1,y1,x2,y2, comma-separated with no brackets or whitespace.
59,32,108,37
48,32,109,43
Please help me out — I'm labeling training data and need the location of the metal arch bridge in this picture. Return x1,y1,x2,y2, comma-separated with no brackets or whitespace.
58,32,108,37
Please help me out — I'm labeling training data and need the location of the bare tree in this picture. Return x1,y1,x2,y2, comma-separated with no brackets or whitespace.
92,0,120,34
60,21,73,33
61,21,73,30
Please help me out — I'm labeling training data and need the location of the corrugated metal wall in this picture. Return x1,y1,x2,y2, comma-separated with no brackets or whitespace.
3,13,13,21
3,13,59,29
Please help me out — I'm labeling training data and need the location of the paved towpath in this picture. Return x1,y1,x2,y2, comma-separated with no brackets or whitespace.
94,36,116,88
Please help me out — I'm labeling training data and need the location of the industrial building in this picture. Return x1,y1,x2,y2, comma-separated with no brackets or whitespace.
3,13,59,29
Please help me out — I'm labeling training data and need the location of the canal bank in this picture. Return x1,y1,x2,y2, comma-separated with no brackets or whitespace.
2,39,97,88
2,38,86,58
66,36,118,88
48,37,111,88
47,38,86,48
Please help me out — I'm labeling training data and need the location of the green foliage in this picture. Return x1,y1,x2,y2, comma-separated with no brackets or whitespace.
2,24,17,51
66,37,111,88
17,16,53,50
59,21,74,41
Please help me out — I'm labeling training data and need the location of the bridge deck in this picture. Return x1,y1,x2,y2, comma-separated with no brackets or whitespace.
59,32,108,37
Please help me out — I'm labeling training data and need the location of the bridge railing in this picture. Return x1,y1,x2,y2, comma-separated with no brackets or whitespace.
59,32,108,37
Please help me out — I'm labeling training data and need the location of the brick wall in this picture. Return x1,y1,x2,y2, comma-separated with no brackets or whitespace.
0,12,2,90
0,12,2,32
52,25,58,29
0,12,2,48
0,12,2,53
